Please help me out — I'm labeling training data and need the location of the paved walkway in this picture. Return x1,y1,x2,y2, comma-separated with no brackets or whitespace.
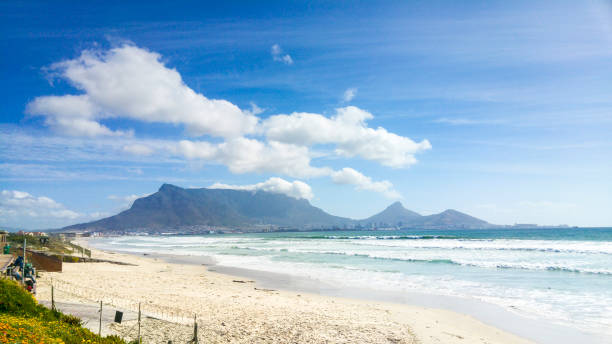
0,254,13,272
39,300,140,336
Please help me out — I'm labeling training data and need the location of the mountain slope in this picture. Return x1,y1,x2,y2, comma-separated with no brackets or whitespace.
408,209,489,228
65,184,352,232
360,201,421,226
63,184,492,232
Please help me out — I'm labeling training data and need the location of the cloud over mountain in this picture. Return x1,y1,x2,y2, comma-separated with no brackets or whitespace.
23,44,431,199
210,177,314,200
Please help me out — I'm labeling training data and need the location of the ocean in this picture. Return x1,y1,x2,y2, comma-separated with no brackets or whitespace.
89,227,612,339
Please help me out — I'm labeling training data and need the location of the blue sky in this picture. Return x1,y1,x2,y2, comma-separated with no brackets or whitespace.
1,0,611,229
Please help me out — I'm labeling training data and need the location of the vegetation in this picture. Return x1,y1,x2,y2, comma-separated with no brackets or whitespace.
0,279,125,344
6,233,91,257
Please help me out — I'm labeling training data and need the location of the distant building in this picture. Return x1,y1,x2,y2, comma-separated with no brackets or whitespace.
54,232,87,240
15,231,47,237
513,224,538,228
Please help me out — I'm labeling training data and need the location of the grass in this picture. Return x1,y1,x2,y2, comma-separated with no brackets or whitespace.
0,279,125,344
6,234,91,257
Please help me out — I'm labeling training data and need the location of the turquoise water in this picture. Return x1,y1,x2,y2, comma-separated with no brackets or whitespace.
91,228,612,336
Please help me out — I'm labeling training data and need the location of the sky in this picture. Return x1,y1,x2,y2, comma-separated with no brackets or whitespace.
1,0,611,229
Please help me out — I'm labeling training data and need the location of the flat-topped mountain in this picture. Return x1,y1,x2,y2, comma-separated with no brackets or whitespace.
65,184,352,232
63,184,491,232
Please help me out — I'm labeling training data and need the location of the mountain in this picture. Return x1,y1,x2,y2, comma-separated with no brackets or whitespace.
64,184,352,232
358,203,489,229
360,201,421,227
63,184,492,233
408,209,489,229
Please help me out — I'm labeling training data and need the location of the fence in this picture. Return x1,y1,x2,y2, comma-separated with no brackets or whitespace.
66,242,92,258
45,279,202,343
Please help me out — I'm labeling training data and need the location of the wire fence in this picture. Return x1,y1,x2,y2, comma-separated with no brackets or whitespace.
44,279,201,343
50,279,195,324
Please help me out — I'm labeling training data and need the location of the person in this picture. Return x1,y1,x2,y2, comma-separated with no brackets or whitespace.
11,268,21,281
25,278,35,294
12,255,23,270
24,262,35,283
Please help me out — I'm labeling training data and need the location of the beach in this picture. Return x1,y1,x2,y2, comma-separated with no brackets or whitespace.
35,244,533,344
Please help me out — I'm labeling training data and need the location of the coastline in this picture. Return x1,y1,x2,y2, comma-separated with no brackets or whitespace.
111,247,609,344
33,238,590,343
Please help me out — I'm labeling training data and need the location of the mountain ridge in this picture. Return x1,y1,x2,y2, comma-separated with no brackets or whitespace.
63,184,491,233
359,201,421,227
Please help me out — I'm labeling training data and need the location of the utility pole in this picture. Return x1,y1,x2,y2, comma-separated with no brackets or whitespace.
22,237,26,285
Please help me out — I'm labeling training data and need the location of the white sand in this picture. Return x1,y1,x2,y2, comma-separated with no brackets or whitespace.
36,246,532,344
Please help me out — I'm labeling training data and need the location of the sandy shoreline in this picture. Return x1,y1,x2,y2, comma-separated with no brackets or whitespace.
34,243,535,344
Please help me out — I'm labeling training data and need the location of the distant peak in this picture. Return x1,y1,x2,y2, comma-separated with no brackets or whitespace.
159,183,180,192
387,201,404,209
441,209,460,214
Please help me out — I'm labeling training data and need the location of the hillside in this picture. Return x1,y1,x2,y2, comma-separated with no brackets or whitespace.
64,184,352,232
409,209,489,229
360,201,421,227
63,184,491,232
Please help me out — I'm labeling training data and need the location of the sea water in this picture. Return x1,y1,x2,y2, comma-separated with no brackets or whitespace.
90,228,612,338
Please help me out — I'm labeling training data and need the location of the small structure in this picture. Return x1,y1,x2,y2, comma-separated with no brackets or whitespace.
0,231,13,274
1,231,8,254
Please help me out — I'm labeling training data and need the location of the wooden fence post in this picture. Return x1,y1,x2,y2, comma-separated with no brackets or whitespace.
98,300,102,337
138,302,141,344
192,314,198,344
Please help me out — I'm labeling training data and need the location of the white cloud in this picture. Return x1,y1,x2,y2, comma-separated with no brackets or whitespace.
0,190,106,229
343,88,357,102
25,95,132,137
172,138,332,179
210,177,314,200
123,144,154,156
108,193,150,208
271,44,294,65
26,45,258,138
0,190,66,213
331,167,401,199
264,106,431,168
16,45,434,200
244,102,265,116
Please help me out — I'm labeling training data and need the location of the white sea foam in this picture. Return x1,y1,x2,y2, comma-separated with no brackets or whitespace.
90,233,612,336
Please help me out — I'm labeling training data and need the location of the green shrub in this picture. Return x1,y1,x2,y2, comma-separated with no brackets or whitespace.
59,312,83,326
0,279,125,343
0,278,46,317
